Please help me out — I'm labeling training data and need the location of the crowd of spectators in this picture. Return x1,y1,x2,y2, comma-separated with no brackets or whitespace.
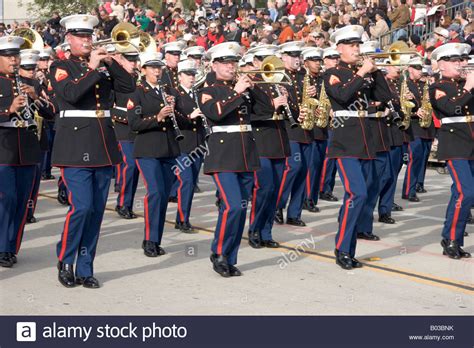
0,0,472,58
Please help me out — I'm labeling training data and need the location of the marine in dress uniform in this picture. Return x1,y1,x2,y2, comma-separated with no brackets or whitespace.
318,48,340,203
126,51,180,258
324,26,391,270
378,64,409,220
198,42,261,277
183,46,205,67
274,41,313,227
246,44,291,249
429,43,473,259
353,41,391,240
113,50,140,220
38,48,57,181
160,41,186,90
401,56,436,203
301,47,327,214
50,15,135,288
21,49,56,224
171,59,207,233
0,37,50,268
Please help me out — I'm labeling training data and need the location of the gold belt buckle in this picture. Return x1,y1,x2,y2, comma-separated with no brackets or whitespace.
96,110,105,118
466,115,472,123
358,110,365,118
240,124,248,132
15,120,26,128
376,111,383,118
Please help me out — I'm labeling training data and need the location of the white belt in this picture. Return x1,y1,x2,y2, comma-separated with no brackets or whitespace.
333,110,368,118
440,116,473,124
212,125,252,133
60,110,111,118
0,119,36,128
114,106,127,112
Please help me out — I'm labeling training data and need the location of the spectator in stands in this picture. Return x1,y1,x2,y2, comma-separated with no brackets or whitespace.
448,23,465,43
433,27,449,47
439,15,452,29
369,9,389,45
388,0,410,41
278,17,294,43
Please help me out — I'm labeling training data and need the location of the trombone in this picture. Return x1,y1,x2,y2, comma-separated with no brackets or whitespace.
237,56,292,85
360,41,422,67
85,23,141,53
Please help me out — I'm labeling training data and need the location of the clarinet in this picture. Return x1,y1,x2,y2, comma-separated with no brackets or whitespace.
159,85,184,141
13,68,37,131
192,87,212,139
275,85,298,128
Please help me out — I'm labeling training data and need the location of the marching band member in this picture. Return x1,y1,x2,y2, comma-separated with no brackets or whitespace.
161,41,186,89
198,42,261,277
318,47,340,203
172,59,207,233
354,41,391,239
50,15,135,288
429,43,473,259
301,47,326,214
127,51,180,257
247,44,292,249
20,49,56,224
324,26,391,269
183,46,205,67
0,37,51,268
401,56,436,204
113,49,141,220
275,41,313,227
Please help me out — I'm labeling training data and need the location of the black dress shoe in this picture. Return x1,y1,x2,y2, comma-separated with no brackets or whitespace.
319,191,338,201
303,200,320,213
336,252,353,270
175,221,196,233
351,257,363,268
41,174,55,180
168,196,178,203
464,232,469,237
408,195,420,202
378,214,395,224
357,232,380,241
75,276,100,289
392,203,404,211
466,216,473,225
248,231,263,249
26,216,37,224
458,246,471,258
0,252,13,268
194,185,201,193
212,255,231,278
58,263,75,288
215,197,222,208
441,239,461,259
287,217,306,226
154,243,166,256
274,209,284,225
228,264,242,276
57,189,69,206
262,239,280,248
416,186,427,193
142,240,159,257
115,206,137,219
7,253,17,264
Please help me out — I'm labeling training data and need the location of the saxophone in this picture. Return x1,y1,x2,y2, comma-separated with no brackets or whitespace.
419,80,433,128
300,69,319,130
314,81,331,128
399,71,415,130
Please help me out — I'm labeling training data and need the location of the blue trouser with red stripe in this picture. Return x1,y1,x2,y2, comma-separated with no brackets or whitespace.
27,161,42,219
212,172,254,265
56,166,112,277
442,160,474,246
277,141,312,219
356,152,390,234
249,158,285,241
0,165,36,255
402,138,424,198
417,139,432,190
41,122,55,176
174,153,203,224
335,158,368,256
378,145,404,216
136,157,175,244
116,141,139,210
320,131,337,194
306,139,327,204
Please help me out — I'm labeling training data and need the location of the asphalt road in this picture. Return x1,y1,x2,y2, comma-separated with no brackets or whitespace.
1,165,472,315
